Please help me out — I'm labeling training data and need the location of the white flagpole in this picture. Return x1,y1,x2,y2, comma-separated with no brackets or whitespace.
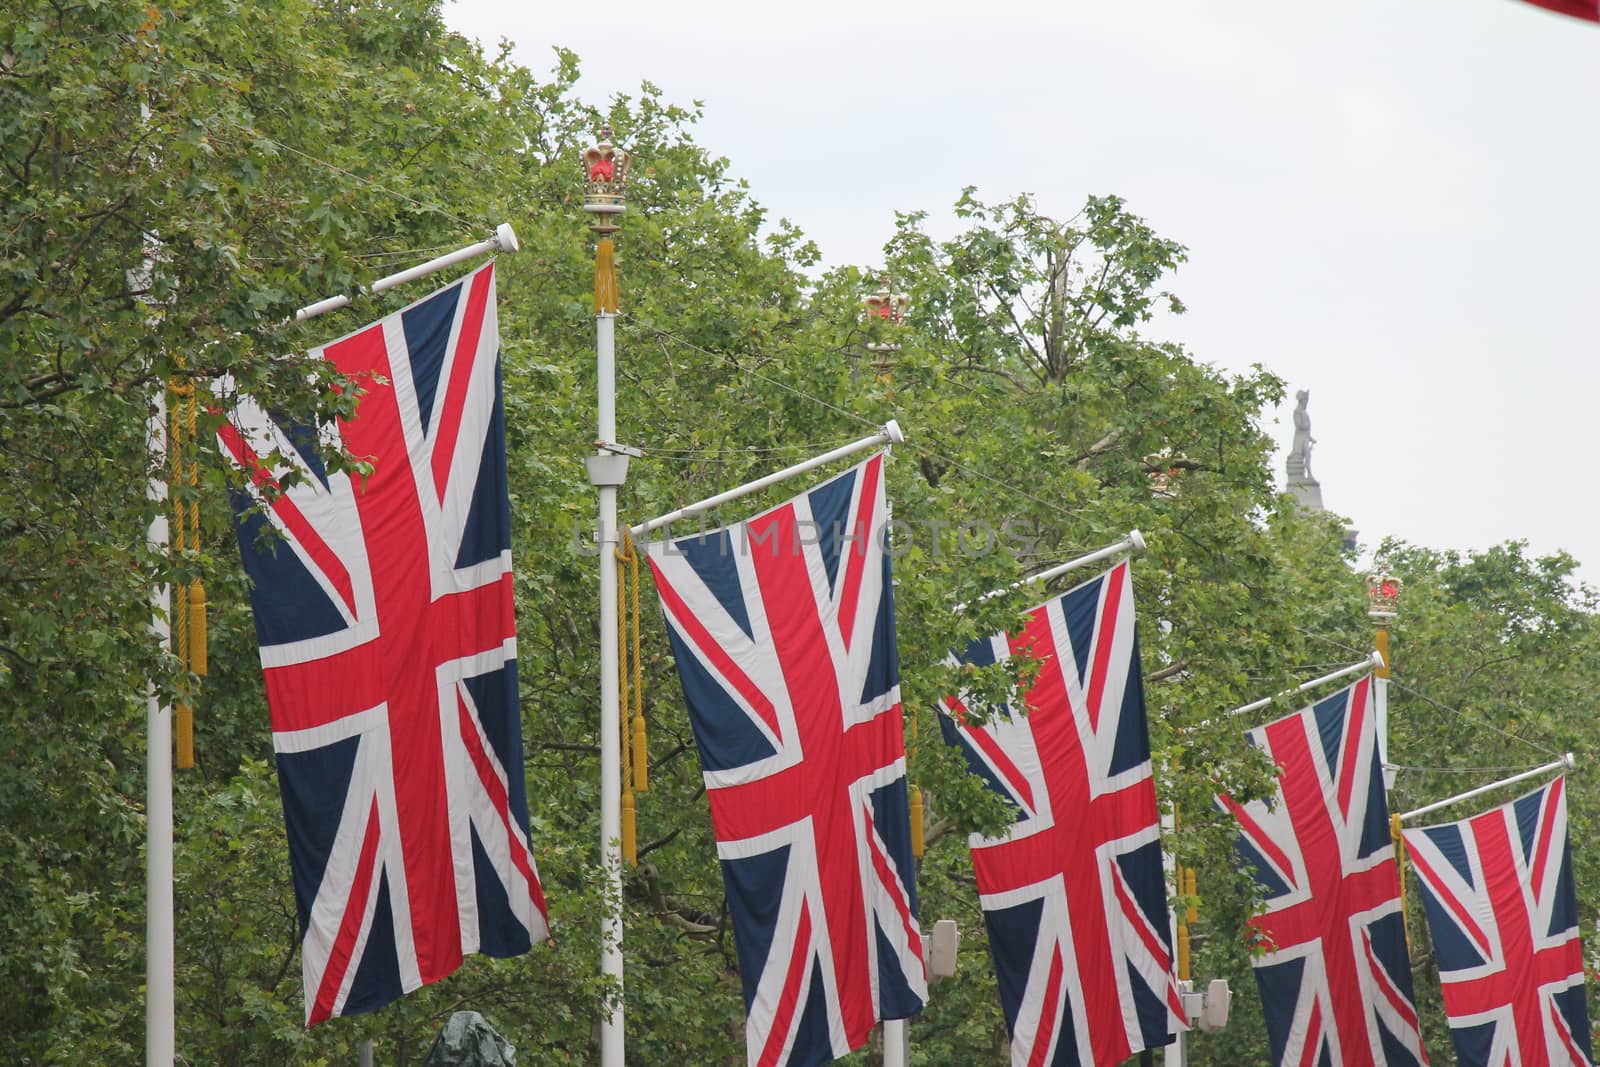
1222,652,1385,722
954,530,1146,612
292,224,520,324
145,383,175,1067
630,421,904,539
133,78,176,1061
583,128,630,1067
1399,754,1574,823
883,1019,908,1066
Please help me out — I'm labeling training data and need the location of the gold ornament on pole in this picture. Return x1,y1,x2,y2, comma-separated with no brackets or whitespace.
862,280,909,383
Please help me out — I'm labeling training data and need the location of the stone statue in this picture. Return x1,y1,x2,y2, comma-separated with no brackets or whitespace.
1287,389,1315,480
1285,389,1325,511
424,1011,517,1066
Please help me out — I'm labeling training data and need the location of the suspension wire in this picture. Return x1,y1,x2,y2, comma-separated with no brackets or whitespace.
1296,627,1561,759
208,121,480,230
1389,763,1566,774
622,313,1092,527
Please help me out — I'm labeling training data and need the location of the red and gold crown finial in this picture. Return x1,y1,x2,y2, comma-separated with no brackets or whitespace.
1367,570,1401,619
582,126,630,234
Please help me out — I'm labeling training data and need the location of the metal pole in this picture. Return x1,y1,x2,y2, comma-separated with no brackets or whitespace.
293,224,520,322
1223,652,1385,721
358,1039,374,1067
630,421,904,540
955,530,1145,612
133,84,175,1059
1369,572,1399,790
882,1019,907,1066
146,387,175,1066
1184,652,1383,736
583,127,630,1067
1399,754,1574,823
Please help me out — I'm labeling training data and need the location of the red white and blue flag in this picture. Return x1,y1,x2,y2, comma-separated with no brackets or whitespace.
1402,776,1593,1066
1219,678,1427,1067
938,560,1184,1067
220,262,548,1025
645,454,926,1067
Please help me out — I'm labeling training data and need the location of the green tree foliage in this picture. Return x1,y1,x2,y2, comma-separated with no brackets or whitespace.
6,1,1599,1063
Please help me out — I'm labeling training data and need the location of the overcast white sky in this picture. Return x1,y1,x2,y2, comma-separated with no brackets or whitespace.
448,0,1600,582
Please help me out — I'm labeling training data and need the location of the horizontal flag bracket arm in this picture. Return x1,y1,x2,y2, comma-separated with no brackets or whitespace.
1185,652,1384,734
955,530,1145,613
293,223,520,323
1399,753,1575,823
629,420,904,539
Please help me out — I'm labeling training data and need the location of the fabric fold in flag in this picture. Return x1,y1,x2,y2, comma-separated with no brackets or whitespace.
1218,678,1427,1066
938,560,1184,1067
221,261,549,1025
645,453,926,1067
1402,776,1593,1066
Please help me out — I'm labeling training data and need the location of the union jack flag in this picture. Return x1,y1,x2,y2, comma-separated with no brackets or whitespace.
1219,678,1428,1067
938,560,1184,1066
645,454,926,1067
1402,776,1593,1066
220,262,549,1025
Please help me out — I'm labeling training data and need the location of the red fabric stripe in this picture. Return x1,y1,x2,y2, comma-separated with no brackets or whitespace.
1112,863,1170,974
649,558,782,740
1336,678,1369,820
944,696,1036,812
1362,931,1422,1034
1550,1000,1588,1064
1296,999,1324,1067
1220,793,1299,893
864,811,924,963
1529,775,1564,894
217,421,357,616
458,689,546,921
1406,844,1491,959
1082,562,1125,731
430,264,493,502
757,902,814,1067
833,455,879,652
1025,944,1068,1067
309,799,382,1025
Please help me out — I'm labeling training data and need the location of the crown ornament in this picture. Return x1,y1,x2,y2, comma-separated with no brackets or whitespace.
582,126,630,232
864,281,910,354
1367,570,1401,619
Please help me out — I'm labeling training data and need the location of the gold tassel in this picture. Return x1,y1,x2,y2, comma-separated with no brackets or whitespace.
1184,867,1198,925
168,377,203,770
617,530,647,793
1177,920,1191,983
909,784,925,858
176,703,194,770
1391,812,1410,952
188,580,207,677
621,792,637,867
594,238,618,314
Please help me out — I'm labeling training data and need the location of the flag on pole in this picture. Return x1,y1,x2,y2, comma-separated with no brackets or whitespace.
938,560,1184,1067
1401,776,1593,1065
1218,678,1427,1066
219,262,549,1024
1518,1,1600,22
645,453,926,1067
